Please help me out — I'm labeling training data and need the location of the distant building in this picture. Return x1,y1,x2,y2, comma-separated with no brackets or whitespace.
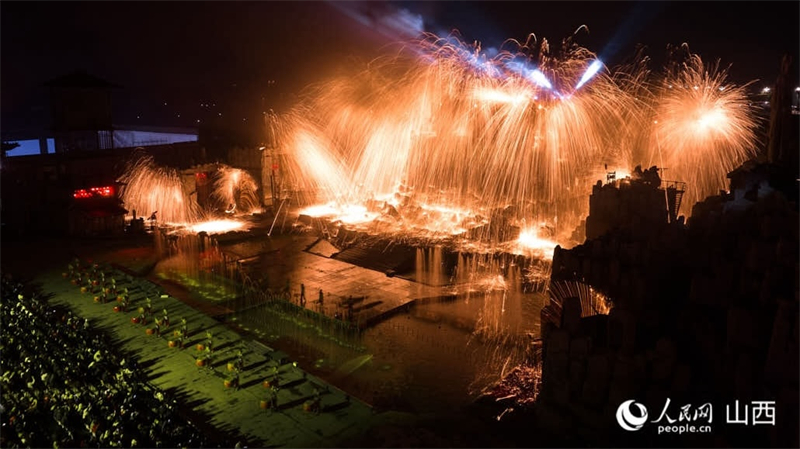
2,71,198,157
46,70,118,152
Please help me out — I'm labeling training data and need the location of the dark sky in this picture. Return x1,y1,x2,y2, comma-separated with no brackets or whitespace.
2,1,798,133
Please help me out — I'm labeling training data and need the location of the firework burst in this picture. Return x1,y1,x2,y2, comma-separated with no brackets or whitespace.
645,46,759,210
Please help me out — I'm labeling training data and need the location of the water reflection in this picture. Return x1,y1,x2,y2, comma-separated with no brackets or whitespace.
230,290,546,413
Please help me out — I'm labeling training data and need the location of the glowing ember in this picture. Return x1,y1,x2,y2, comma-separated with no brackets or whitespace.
187,219,248,234
486,364,543,409
514,228,558,259
300,203,378,225
590,286,612,315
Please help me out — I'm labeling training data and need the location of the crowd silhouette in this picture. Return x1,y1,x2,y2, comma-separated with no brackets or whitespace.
0,275,223,448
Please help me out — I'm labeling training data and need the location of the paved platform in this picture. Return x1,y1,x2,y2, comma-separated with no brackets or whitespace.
213,233,451,329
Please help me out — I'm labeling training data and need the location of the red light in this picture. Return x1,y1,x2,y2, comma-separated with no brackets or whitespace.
73,185,115,199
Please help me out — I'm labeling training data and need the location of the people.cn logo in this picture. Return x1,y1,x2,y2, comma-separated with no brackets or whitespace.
616,400,649,431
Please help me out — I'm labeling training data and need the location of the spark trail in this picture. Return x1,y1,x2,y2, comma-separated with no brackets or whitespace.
118,154,201,224
279,32,640,244
278,35,758,242
644,47,759,209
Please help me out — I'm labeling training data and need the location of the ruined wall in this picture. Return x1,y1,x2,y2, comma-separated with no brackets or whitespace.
539,165,799,447
585,178,669,240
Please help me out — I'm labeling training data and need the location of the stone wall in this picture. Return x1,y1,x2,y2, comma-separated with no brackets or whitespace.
585,175,669,240
539,163,799,447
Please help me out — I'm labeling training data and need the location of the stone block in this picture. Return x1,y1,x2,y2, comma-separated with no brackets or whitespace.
764,301,799,387
608,258,620,287
632,277,647,310
581,314,609,348
738,272,763,301
591,239,603,258
776,237,798,265
733,352,755,401
612,354,645,386
581,257,592,277
643,385,670,417
608,308,636,354
690,277,709,305
579,389,608,415
561,296,582,335
747,240,776,273
570,336,592,360
759,214,780,240
670,363,692,394
569,359,587,397
727,307,756,351
582,354,611,409
715,269,735,303
619,272,631,296
757,268,778,307
548,327,572,354
772,387,800,448
590,261,604,286
546,352,570,383
607,376,640,410
551,376,571,407
652,338,678,382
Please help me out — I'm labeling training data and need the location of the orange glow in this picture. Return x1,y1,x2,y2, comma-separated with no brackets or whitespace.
612,168,630,179
118,155,200,223
645,51,758,212
273,36,757,240
513,228,558,260
590,287,611,315
300,203,379,225
187,219,248,234
212,166,260,215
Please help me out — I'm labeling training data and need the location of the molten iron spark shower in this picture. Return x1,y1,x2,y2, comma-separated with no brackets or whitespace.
212,166,261,215
118,155,201,224
278,33,757,246
119,156,252,234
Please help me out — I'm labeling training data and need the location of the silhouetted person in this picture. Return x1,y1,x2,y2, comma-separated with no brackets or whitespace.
149,211,158,230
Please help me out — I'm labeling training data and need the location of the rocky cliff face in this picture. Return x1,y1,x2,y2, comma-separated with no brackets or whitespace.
539,163,799,447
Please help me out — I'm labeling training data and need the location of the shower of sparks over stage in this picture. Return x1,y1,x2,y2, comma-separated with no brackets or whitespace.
109,34,761,411
272,33,758,249
118,155,258,235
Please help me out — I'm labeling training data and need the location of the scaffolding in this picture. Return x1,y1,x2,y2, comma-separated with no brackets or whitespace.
662,180,687,223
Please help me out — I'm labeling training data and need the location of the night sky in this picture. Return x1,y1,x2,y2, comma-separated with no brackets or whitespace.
2,1,798,134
